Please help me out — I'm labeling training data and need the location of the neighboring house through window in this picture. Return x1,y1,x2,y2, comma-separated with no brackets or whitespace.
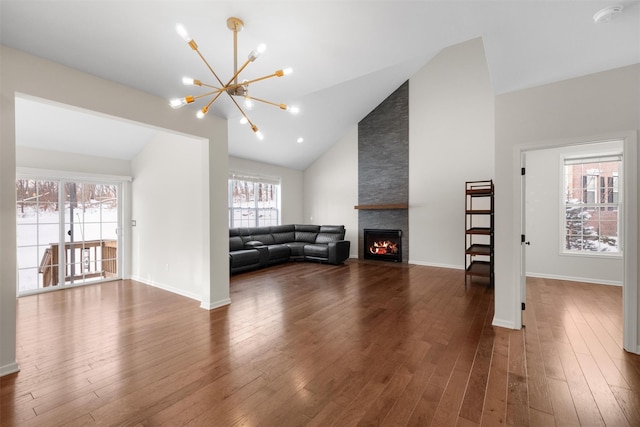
228,173,281,227
563,153,622,255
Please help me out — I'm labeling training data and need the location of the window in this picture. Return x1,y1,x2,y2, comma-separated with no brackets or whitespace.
228,173,280,227
563,154,622,254
16,177,120,294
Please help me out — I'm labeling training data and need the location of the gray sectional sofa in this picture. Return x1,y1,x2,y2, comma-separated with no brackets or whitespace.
229,224,350,274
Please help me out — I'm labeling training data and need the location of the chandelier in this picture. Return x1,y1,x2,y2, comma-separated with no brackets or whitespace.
169,17,298,140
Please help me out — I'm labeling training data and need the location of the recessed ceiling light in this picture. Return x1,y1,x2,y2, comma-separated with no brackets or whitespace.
297,137,304,144
593,5,623,23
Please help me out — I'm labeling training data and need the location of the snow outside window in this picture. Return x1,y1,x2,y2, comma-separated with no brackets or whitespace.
563,154,622,255
228,173,281,228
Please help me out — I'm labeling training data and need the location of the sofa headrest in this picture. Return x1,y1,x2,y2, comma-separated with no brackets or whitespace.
315,225,345,243
295,224,320,232
229,236,244,251
270,225,295,233
250,226,272,235
319,225,345,234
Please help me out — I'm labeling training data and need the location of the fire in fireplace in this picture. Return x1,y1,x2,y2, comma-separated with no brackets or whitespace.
364,229,402,262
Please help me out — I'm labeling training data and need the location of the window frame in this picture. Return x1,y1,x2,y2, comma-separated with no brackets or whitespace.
228,172,281,228
16,168,128,295
561,154,623,258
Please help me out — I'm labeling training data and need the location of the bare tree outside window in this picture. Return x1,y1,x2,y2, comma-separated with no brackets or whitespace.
228,175,280,227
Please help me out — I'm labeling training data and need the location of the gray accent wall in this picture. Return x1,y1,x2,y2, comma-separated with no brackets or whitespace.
358,81,409,261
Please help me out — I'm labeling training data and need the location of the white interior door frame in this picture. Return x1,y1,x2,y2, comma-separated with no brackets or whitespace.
520,152,527,327
512,131,638,354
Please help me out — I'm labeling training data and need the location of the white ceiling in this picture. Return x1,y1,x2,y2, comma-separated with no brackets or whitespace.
2,1,639,170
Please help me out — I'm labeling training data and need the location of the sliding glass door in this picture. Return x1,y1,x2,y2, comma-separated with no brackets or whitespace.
16,177,120,294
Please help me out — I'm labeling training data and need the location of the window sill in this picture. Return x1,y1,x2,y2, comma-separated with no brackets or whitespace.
559,251,623,260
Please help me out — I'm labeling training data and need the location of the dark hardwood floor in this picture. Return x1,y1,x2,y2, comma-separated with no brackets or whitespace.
1,260,639,426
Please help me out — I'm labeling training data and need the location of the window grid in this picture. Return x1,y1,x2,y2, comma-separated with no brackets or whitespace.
228,177,280,228
563,157,621,254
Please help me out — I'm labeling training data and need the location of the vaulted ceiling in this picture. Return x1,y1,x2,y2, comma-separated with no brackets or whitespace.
2,1,639,170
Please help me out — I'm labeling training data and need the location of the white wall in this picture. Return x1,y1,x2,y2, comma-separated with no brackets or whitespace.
409,38,495,268
303,126,359,257
495,64,639,335
525,141,623,285
229,156,304,225
131,132,207,300
16,146,132,176
1,45,230,376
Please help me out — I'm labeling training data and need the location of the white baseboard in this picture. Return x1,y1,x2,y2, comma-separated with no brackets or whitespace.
130,276,202,301
200,298,232,310
492,317,517,330
0,362,20,377
409,260,464,270
526,272,622,287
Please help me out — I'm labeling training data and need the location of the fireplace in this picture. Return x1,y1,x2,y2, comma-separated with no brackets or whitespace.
363,229,402,262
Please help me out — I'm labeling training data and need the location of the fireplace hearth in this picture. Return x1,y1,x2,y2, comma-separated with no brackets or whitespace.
364,229,402,262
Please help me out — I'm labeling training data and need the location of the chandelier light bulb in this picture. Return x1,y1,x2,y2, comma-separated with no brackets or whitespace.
256,131,264,140
175,24,191,42
283,68,293,75
297,137,304,144
239,117,248,125
196,106,208,119
244,97,254,110
169,97,193,109
248,44,266,61
287,105,300,114
182,77,194,86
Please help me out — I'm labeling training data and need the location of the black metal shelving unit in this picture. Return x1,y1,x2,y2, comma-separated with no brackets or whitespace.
465,180,494,288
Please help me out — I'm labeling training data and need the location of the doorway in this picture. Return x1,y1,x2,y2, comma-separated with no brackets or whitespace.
517,134,638,353
16,177,121,295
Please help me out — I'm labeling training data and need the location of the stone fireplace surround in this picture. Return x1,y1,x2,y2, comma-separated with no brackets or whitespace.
357,81,409,262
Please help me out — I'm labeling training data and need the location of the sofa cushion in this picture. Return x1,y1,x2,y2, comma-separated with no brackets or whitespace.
285,242,307,257
273,231,295,244
229,236,244,251
250,233,275,245
229,249,261,267
266,244,291,262
294,225,319,243
304,244,329,258
244,240,264,248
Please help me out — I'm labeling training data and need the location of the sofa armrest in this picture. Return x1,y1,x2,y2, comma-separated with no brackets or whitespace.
327,240,350,265
244,240,264,248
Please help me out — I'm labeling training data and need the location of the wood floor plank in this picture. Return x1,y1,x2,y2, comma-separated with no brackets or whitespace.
555,340,605,426
2,263,639,427
522,286,554,415
529,408,556,427
575,352,630,426
610,385,640,426
546,377,581,426
480,328,509,426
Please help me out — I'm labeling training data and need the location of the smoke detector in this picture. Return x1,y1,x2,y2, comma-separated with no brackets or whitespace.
593,5,624,23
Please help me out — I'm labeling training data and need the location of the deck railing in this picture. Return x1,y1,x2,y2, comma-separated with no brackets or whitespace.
39,239,117,287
